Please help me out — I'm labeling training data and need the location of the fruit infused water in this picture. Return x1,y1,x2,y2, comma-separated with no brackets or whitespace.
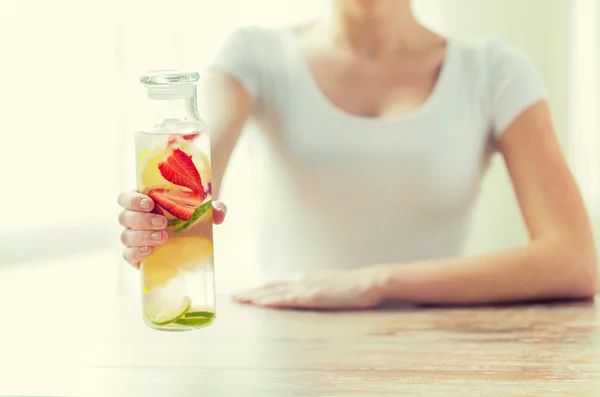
135,71,216,331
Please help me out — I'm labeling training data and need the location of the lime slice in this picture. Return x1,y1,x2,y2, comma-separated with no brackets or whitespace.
175,310,215,327
144,295,191,326
175,317,214,327
173,200,213,233
184,310,215,319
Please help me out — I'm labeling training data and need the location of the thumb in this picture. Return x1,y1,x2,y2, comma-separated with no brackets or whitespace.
212,200,227,225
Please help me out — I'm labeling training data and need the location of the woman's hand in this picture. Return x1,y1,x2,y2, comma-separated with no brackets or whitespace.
117,190,227,268
233,269,385,310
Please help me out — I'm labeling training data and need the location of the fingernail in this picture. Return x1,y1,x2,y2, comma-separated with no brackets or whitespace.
140,199,151,209
139,246,149,253
150,232,163,241
214,201,227,215
151,216,165,227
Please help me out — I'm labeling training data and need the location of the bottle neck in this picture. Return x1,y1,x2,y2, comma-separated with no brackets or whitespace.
144,87,201,125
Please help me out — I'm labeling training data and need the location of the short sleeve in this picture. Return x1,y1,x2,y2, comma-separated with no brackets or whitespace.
487,39,547,138
209,27,263,100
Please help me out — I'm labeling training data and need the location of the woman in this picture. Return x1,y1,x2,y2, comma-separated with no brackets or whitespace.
118,0,597,309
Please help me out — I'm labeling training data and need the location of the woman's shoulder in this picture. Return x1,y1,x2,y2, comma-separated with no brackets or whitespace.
451,35,537,74
223,21,322,47
449,35,546,137
226,24,278,40
213,24,299,69
210,24,299,101
220,24,295,48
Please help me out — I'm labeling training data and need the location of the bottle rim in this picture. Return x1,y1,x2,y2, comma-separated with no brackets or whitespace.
139,70,200,87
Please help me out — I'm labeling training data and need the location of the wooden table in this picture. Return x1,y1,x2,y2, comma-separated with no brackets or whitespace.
1,253,599,396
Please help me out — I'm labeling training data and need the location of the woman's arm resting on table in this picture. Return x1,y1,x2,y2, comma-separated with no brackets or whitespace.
373,100,598,304
233,101,597,309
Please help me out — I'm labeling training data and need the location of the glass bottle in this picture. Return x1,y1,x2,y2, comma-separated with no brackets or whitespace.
135,70,215,331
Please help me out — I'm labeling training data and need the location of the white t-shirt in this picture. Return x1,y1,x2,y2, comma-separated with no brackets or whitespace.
210,25,547,284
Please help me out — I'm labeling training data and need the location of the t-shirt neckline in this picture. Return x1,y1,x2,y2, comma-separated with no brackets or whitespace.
282,27,457,125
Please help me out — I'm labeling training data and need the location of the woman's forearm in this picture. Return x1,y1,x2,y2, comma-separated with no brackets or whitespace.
370,238,597,305
199,69,252,199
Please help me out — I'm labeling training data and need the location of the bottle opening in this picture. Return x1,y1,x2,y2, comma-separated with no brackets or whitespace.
140,70,200,100
140,70,200,86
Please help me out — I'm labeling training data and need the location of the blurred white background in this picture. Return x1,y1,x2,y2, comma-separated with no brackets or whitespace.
0,0,598,293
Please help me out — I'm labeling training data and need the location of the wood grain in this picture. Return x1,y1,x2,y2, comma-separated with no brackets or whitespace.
79,296,600,396
0,254,598,396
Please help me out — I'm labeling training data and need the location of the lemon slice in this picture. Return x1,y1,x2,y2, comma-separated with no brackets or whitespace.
144,295,191,326
194,151,212,186
141,236,213,293
137,148,174,191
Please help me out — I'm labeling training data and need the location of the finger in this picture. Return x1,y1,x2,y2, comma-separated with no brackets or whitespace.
248,283,320,309
122,246,154,269
232,282,281,303
212,201,227,225
234,285,291,306
118,210,167,230
232,289,262,303
120,229,167,247
117,190,154,212
251,292,301,309
233,289,271,303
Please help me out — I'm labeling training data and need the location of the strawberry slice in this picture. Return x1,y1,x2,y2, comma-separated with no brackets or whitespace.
181,132,199,140
167,132,200,146
167,135,179,146
158,148,203,193
150,204,164,216
148,189,204,221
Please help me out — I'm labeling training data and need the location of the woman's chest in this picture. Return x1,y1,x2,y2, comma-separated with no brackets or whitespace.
253,36,493,213
263,99,492,213
304,52,445,118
